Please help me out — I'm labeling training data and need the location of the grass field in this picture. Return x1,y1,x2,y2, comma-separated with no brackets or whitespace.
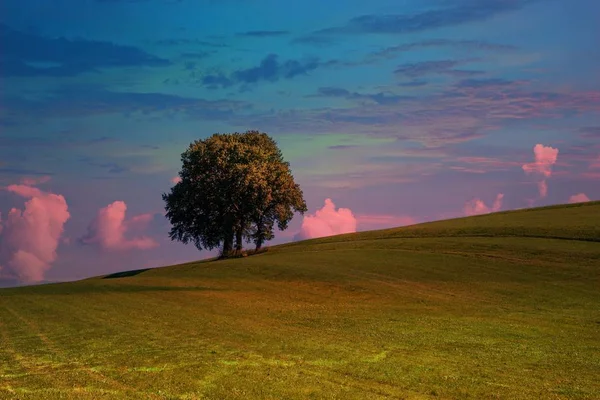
1,202,599,399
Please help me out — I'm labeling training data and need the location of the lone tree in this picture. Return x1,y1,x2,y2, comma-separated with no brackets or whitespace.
163,130,307,257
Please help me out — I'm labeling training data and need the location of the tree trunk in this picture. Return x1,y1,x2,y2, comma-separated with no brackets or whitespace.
222,234,233,257
222,214,234,257
255,216,264,251
235,227,243,252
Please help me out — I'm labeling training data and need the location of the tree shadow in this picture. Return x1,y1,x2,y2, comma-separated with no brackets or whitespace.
102,268,152,279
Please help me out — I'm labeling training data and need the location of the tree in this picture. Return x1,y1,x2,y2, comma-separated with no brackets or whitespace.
232,132,307,251
162,130,307,257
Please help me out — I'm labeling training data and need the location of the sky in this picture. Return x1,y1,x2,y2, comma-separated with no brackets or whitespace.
1,0,599,287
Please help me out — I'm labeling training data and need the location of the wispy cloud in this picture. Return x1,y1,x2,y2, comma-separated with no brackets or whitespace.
152,38,227,48
316,0,534,35
394,59,484,78
579,127,600,139
452,156,523,172
202,54,321,88
79,158,129,175
95,0,183,3
356,214,416,230
291,35,336,46
455,78,526,89
180,51,213,59
370,39,517,60
237,30,289,37
1,23,170,77
313,87,414,105
2,86,252,122
590,155,600,170
347,39,519,68
239,81,600,150
0,167,56,177
296,159,437,189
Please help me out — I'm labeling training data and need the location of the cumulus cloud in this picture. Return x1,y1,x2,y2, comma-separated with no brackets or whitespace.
80,201,158,251
0,183,70,283
568,193,591,204
522,144,559,198
522,144,559,177
295,198,357,240
464,193,504,216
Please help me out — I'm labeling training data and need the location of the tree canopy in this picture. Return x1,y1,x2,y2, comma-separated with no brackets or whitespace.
162,131,307,257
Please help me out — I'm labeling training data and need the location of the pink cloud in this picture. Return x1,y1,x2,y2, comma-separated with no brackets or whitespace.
456,157,522,171
522,144,559,177
464,193,504,216
6,184,43,198
126,213,154,228
582,172,600,180
20,176,52,187
590,155,600,170
522,144,559,198
242,82,600,150
568,193,591,204
81,201,158,251
0,183,70,283
295,198,357,240
171,176,182,184
448,166,486,174
537,180,548,198
356,214,416,231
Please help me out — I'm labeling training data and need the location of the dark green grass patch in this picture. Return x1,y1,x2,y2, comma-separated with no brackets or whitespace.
1,202,599,399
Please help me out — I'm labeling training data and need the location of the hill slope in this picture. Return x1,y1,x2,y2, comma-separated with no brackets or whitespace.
1,202,599,399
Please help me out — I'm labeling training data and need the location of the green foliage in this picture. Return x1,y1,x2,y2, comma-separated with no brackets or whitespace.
1,202,599,399
162,130,306,257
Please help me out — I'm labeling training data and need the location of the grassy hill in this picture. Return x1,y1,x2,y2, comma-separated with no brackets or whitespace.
1,202,599,399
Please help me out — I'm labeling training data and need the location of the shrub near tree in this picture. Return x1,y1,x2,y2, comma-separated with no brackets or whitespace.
163,130,307,258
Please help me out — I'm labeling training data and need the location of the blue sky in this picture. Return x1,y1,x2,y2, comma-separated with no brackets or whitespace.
1,0,599,286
